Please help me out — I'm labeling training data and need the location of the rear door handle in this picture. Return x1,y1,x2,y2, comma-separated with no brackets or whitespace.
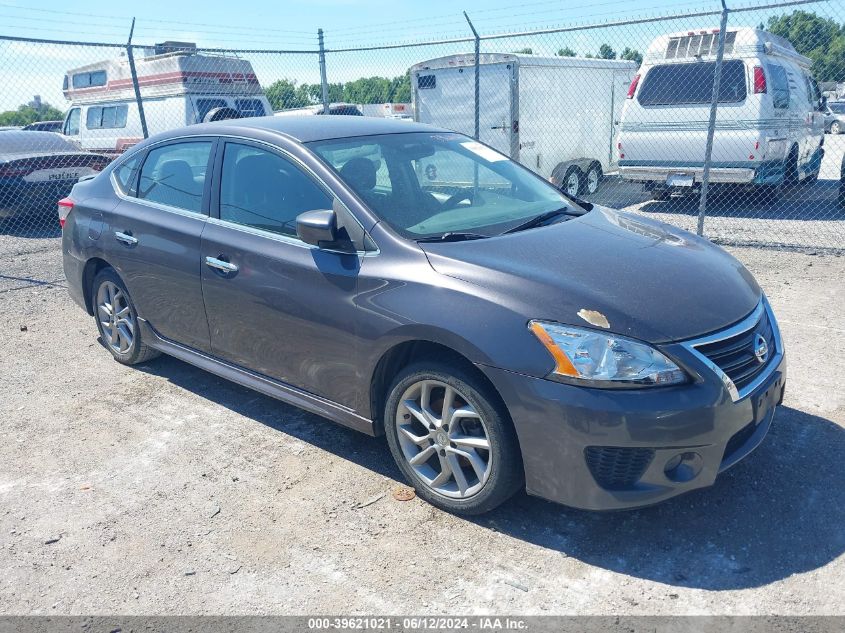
114,231,138,246
205,256,239,273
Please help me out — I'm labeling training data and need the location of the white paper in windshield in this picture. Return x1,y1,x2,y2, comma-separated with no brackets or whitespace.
460,141,507,163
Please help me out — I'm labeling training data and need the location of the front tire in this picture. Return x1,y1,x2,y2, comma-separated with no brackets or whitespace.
384,362,523,515
831,121,841,135
92,268,160,365
563,167,582,198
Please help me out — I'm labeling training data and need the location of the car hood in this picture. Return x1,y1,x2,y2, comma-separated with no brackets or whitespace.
419,206,761,344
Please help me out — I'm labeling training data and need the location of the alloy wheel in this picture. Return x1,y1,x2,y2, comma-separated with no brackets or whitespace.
394,379,492,498
565,171,580,197
96,281,134,355
586,168,600,195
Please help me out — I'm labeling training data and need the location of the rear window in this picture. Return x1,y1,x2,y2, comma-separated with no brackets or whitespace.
767,64,790,109
637,60,747,106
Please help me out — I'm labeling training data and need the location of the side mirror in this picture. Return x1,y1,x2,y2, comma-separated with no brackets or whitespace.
296,209,338,247
819,95,828,112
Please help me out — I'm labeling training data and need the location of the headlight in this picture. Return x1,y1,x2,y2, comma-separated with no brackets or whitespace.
528,320,686,387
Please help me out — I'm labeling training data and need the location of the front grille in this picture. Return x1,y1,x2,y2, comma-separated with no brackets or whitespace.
585,447,654,490
694,307,776,392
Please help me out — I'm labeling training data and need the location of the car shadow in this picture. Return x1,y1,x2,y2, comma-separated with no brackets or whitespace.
138,354,844,591
590,179,843,222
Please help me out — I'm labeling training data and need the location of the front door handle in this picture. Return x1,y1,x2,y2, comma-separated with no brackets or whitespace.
205,256,239,273
114,231,138,246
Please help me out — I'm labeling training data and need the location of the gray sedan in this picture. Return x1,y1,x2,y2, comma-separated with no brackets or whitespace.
60,116,786,515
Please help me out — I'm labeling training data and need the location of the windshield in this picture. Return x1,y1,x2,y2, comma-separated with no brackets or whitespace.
307,132,574,239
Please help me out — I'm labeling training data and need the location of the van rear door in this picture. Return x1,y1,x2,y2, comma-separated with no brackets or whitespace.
414,63,514,156
621,59,753,171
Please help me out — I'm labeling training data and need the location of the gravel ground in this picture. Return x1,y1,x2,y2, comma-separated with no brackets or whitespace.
0,237,843,616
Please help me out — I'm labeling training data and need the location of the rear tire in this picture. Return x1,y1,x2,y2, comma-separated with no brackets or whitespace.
384,361,523,515
91,268,160,366
583,163,603,196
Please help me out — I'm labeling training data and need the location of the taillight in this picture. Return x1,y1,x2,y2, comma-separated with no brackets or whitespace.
58,197,74,229
627,74,640,99
753,66,767,94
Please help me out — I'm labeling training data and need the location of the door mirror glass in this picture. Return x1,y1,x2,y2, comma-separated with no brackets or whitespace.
297,209,338,247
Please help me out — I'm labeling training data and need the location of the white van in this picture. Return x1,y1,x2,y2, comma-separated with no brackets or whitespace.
62,42,272,155
617,28,825,198
410,53,636,196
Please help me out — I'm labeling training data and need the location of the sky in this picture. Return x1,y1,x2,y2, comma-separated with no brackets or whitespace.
0,0,822,111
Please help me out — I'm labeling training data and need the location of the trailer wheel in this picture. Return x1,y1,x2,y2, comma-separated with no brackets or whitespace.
584,163,603,195
562,167,582,198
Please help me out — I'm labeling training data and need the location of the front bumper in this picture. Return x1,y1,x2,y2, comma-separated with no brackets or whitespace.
479,316,786,511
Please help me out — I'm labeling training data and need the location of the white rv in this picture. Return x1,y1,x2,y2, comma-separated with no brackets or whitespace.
410,53,637,196
617,28,825,198
62,42,272,154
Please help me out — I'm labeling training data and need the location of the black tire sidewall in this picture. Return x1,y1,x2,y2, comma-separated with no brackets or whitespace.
586,164,602,194
383,362,522,515
91,268,143,365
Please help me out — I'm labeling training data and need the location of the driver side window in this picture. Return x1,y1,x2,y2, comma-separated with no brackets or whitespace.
219,143,332,238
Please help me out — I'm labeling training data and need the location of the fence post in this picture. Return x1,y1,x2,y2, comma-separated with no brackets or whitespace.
697,0,730,237
318,28,330,114
126,18,148,139
463,12,481,141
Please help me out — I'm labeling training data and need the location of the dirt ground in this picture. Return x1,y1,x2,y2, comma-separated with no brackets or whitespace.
0,240,843,615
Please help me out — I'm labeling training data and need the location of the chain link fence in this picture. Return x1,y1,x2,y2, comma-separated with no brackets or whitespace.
1,0,843,259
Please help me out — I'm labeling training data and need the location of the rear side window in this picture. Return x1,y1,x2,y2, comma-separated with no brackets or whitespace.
637,60,747,106
195,98,227,123
137,141,212,213
219,142,332,238
418,75,436,89
72,70,107,89
86,105,128,129
235,98,266,118
768,64,790,109
113,154,142,196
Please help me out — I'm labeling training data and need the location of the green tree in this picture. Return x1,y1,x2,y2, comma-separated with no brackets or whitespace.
0,101,64,126
767,10,845,82
556,47,577,57
620,47,643,67
598,44,617,59
264,79,309,110
512,47,533,54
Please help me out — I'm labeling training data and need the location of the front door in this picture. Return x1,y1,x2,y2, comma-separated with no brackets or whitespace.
200,140,363,408
106,138,214,352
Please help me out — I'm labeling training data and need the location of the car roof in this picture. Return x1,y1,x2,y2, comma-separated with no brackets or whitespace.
0,130,81,157
151,115,451,144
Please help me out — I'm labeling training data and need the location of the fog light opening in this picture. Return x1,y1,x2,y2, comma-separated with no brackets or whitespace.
664,451,703,483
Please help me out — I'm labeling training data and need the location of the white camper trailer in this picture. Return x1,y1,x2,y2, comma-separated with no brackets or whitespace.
617,28,825,198
62,42,272,154
410,53,637,196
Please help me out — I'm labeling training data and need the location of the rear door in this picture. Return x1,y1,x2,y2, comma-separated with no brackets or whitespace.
414,63,514,156
105,138,214,352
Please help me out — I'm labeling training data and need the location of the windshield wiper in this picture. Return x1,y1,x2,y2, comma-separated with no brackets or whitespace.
501,208,575,235
416,232,490,243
